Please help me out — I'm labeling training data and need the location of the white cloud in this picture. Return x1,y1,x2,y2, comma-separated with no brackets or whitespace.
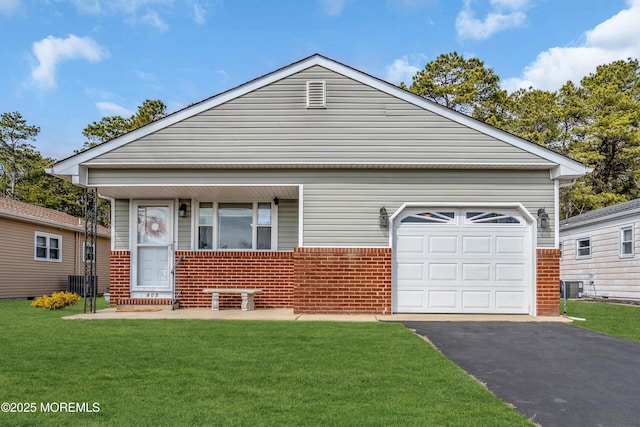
193,2,206,24
30,35,109,91
503,0,640,92
320,0,345,16
385,56,421,85
95,102,135,117
0,0,21,16
139,10,169,31
456,0,529,41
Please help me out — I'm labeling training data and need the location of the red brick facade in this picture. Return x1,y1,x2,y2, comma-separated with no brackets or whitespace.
535,248,561,316
109,251,131,308
109,246,559,315
174,251,295,309
293,247,392,315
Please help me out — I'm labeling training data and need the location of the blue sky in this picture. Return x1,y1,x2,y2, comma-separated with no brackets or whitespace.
1,0,638,160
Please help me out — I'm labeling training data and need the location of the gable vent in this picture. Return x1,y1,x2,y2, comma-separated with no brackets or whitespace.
306,81,326,108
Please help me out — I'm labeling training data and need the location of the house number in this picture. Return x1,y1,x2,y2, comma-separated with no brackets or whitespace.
145,292,159,298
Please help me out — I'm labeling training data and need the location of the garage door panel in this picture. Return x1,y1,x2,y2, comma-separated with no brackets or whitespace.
429,263,458,281
395,207,532,314
428,290,458,310
462,291,491,309
396,235,424,254
496,263,525,281
462,236,491,254
397,262,425,281
396,290,425,312
495,291,525,309
496,236,525,254
428,235,458,254
462,263,491,281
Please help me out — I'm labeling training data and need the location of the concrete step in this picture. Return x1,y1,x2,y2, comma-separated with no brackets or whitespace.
116,298,179,311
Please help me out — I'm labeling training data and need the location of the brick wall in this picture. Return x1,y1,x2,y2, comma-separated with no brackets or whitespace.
536,248,561,316
109,251,130,308
293,247,392,315
174,251,295,309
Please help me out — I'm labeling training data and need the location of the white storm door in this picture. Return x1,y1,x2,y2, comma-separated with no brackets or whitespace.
132,203,173,299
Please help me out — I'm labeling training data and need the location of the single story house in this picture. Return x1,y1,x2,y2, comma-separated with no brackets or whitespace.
560,199,640,300
0,197,110,299
49,54,588,315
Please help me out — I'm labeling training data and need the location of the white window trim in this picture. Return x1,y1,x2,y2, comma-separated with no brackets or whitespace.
576,237,592,259
34,232,62,262
620,225,634,258
196,201,278,251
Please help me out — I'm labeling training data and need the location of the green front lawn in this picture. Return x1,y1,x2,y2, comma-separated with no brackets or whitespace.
565,300,640,342
0,299,531,426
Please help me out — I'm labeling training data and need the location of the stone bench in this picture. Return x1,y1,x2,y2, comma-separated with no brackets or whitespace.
202,288,263,311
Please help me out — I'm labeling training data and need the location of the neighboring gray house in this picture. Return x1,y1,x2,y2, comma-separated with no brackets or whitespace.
560,199,640,300
49,54,588,315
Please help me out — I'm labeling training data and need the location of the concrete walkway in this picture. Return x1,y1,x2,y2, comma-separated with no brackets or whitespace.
63,308,571,322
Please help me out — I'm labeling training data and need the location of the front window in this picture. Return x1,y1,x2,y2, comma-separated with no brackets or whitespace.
35,232,62,262
197,202,274,250
576,237,591,259
621,226,634,257
218,203,253,249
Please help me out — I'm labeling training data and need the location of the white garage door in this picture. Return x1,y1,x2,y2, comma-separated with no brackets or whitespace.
394,208,532,314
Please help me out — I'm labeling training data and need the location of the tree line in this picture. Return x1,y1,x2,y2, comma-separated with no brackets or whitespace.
0,100,166,225
2,54,639,220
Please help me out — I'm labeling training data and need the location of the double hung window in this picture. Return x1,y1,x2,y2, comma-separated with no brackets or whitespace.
620,226,634,257
197,202,274,250
35,232,62,262
576,237,591,259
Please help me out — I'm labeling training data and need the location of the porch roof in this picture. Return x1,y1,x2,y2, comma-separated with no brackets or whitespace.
94,184,299,200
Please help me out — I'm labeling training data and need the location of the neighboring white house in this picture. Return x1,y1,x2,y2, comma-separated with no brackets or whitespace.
560,199,640,300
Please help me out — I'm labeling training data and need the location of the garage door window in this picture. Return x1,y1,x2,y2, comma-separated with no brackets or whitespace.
465,211,521,224
400,211,455,224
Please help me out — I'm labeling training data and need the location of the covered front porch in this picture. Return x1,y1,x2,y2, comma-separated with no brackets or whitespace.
101,183,392,314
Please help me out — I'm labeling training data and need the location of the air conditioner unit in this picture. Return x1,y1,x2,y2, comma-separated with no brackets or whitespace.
561,280,583,299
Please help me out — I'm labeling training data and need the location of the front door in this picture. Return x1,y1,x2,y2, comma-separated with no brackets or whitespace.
132,203,174,299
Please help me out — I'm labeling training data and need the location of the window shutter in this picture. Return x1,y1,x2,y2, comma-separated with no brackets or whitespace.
306,81,326,108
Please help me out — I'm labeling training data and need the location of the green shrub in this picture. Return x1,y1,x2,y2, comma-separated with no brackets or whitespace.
31,291,81,310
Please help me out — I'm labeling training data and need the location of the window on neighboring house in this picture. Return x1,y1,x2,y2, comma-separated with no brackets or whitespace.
83,241,95,262
35,232,62,262
620,226,634,257
197,202,274,250
576,237,591,259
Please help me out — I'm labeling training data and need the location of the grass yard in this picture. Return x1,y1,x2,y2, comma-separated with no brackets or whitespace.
565,299,640,342
0,299,532,427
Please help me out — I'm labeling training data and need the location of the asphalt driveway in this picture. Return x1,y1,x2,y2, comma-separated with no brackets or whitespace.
402,321,640,427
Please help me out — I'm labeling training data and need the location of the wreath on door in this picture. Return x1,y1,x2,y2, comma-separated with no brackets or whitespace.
144,215,167,239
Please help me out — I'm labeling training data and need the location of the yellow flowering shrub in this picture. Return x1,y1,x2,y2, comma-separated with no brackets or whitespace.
31,291,81,310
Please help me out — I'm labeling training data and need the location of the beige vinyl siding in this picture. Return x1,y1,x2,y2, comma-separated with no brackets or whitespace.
277,199,298,250
88,66,553,167
560,217,640,299
91,168,555,248
0,217,110,298
114,199,129,250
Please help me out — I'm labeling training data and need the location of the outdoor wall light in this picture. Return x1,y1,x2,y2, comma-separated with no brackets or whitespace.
273,197,279,206
537,208,550,230
379,207,389,229
178,203,188,218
